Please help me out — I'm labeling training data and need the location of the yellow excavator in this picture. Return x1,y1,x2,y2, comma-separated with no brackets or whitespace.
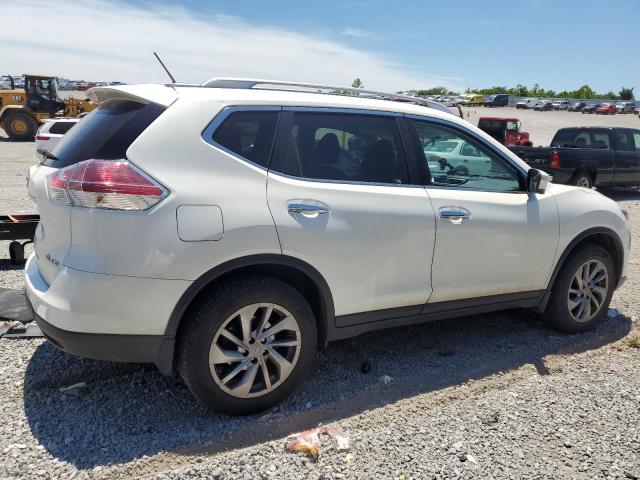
0,74,97,141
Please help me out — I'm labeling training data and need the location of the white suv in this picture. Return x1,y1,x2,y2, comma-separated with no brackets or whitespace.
25,79,630,414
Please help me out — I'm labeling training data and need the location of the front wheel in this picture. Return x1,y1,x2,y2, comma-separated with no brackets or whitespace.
178,275,317,415
543,244,615,333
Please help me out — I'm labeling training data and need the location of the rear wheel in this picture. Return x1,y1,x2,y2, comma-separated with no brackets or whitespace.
178,275,317,415
570,171,593,189
543,244,614,333
2,111,38,141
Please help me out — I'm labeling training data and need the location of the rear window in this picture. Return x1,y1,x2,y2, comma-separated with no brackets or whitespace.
48,121,77,135
551,129,611,149
47,99,165,168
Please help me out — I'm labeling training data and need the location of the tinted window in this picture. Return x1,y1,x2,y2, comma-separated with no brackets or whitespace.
411,119,521,192
276,112,409,184
49,121,76,135
49,99,165,168
616,131,634,152
211,110,279,168
551,129,611,149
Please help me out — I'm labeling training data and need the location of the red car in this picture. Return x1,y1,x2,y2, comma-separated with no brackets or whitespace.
477,117,533,146
595,103,616,115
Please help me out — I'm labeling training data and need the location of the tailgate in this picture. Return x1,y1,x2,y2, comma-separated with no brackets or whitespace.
509,146,552,168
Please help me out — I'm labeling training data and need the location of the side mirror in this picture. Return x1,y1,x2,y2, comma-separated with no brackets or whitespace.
527,168,550,194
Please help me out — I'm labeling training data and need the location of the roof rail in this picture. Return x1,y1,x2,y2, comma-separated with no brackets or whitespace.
202,77,453,115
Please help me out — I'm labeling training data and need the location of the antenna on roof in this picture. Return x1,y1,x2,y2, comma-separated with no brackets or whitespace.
153,52,176,83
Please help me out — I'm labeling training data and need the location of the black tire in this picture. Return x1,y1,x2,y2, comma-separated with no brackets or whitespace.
178,275,317,415
3,111,38,141
569,171,593,189
543,244,615,333
9,241,25,265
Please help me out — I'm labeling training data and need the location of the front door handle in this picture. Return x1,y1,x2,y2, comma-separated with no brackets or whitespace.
438,206,471,224
288,202,330,218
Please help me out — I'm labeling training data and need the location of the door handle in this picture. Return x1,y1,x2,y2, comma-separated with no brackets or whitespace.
438,207,471,224
288,202,330,218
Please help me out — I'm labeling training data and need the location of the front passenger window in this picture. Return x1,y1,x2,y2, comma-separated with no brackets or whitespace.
411,119,521,192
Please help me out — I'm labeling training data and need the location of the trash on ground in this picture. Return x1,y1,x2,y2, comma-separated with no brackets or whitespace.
285,424,350,459
466,454,478,464
607,362,618,374
285,429,320,460
59,382,88,397
379,375,393,385
607,308,620,318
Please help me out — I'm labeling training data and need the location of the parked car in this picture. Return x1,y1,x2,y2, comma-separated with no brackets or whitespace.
25,80,630,415
568,102,586,112
483,94,509,107
35,118,80,155
509,127,640,188
515,98,538,109
615,102,636,114
596,103,616,115
533,100,554,111
477,117,532,146
582,103,601,114
551,100,570,110
460,93,484,106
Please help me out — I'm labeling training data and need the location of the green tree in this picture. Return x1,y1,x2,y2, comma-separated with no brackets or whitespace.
618,87,634,100
574,85,595,99
416,86,449,96
351,78,364,89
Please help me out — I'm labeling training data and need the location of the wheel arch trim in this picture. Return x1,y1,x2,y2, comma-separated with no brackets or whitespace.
164,254,335,343
540,226,624,311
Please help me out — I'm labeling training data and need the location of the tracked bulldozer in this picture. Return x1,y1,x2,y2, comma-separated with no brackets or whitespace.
0,74,96,140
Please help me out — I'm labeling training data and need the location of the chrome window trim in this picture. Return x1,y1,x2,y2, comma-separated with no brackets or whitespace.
267,168,424,189
404,113,529,193
282,106,402,117
201,105,282,172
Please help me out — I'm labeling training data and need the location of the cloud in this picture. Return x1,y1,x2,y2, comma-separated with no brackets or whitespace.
0,0,465,91
342,27,374,38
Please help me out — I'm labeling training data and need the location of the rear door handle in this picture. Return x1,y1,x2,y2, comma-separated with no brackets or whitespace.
288,202,330,218
438,206,471,224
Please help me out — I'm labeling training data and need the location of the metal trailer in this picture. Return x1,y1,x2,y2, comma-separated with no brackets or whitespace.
0,214,39,264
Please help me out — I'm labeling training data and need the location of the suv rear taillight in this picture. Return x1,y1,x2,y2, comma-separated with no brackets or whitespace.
46,159,168,211
550,151,561,169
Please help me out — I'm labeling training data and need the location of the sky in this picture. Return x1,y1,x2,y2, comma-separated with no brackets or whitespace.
2,0,639,94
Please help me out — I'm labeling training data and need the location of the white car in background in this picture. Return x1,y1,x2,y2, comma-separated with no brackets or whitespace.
424,138,492,176
551,100,570,110
25,79,630,415
35,118,80,155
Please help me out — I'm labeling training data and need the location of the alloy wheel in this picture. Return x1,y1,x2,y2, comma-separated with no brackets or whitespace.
567,259,608,323
209,303,302,398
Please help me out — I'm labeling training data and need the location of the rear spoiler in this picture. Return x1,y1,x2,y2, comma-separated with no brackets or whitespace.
86,84,178,107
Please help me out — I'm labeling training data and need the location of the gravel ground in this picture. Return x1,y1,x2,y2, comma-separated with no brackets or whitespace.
1,112,639,480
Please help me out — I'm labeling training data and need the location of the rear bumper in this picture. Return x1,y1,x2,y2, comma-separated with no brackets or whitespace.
31,300,175,374
24,253,191,374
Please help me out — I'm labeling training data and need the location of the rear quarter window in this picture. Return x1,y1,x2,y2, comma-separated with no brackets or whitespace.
48,99,165,168
210,110,279,168
48,121,77,135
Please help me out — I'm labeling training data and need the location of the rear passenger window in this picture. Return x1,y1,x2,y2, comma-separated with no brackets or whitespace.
633,132,640,150
212,111,279,168
275,112,409,184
